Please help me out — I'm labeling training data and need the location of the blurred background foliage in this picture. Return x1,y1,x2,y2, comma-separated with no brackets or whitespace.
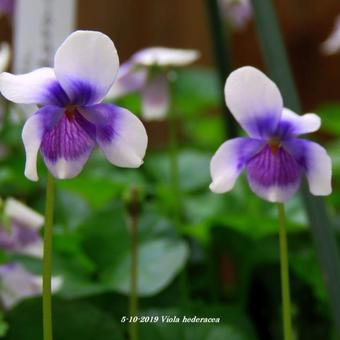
1,0,340,339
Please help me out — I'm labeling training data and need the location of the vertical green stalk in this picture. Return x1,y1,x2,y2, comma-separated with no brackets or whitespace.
251,0,340,334
129,211,138,340
168,81,189,312
277,203,293,340
43,172,54,340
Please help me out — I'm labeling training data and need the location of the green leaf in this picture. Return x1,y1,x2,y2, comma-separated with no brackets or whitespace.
102,238,189,297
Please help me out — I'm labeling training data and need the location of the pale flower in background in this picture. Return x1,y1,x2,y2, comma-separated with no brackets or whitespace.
0,43,10,73
0,263,62,309
218,0,252,30
321,15,340,55
106,47,200,120
0,198,44,257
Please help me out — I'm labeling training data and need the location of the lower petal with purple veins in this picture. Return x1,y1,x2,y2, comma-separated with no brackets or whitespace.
40,111,96,179
246,144,302,202
79,103,148,168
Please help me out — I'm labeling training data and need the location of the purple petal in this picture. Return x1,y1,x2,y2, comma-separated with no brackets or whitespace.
210,137,264,193
283,138,332,196
246,144,302,202
79,103,148,167
22,105,64,181
142,73,169,120
40,110,96,179
106,62,147,99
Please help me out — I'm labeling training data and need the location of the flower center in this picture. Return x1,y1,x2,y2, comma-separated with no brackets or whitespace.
268,137,281,154
65,105,77,121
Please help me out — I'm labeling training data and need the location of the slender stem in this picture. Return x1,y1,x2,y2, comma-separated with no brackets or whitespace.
167,84,189,314
43,173,55,340
129,189,139,340
277,203,293,340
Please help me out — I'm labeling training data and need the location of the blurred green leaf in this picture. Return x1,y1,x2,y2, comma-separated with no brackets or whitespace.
102,238,189,297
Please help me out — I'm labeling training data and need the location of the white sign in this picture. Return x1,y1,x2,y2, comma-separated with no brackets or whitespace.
13,0,77,73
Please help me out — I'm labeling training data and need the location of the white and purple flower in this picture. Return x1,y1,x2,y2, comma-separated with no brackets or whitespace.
0,263,62,309
0,198,44,257
321,15,340,55
107,47,200,120
0,30,148,181
210,66,332,202
218,0,252,30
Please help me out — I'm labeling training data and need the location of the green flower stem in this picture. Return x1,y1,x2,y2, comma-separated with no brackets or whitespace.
277,203,293,340
43,172,55,340
167,82,189,312
129,202,138,340
251,0,340,334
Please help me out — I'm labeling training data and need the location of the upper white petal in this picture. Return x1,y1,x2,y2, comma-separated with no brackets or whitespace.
133,47,200,67
54,30,119,103
225,66,283,138
0,68,57,105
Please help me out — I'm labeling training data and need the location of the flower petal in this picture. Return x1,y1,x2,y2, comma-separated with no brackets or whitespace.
22,106,64,181
133,47,200,67
0,68,69,106
209,137,264,193
284,139,332,196
246,144,302,202
106,62,147,99
79,103,148,167
142,73,169,120
225,66,283,138
54,30,119,105
277,108,321,138
40,111,96,179
4,198,44,230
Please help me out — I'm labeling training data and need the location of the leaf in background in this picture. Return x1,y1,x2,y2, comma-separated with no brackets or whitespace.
101,238,189,297
316,103,340,135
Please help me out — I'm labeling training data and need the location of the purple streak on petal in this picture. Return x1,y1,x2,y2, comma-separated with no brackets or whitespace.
80,103,118,142
282,138,309,170
45,81,70,107
244,114,279,139
40,110,95,163
64,78,102,106
0,222,40,252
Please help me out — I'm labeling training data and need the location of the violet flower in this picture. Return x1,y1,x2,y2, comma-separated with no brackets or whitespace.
218,0,252,30
321,15,340,55
210,66,332,202
106,47,200,120
0,198,44,257
0,30,148,181
0,263,62,309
